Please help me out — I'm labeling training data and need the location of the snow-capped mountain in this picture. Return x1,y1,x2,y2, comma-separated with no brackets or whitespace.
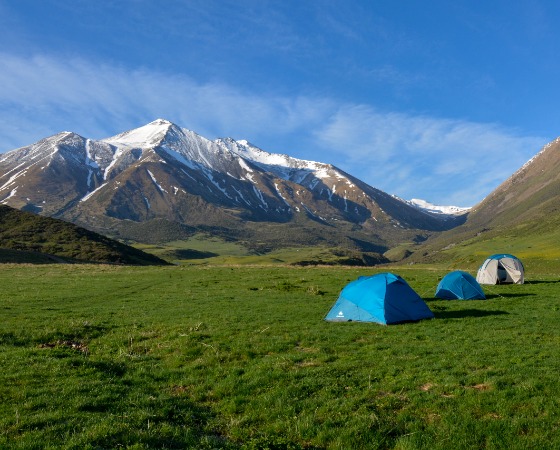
406,198,471,216
0,119,465,252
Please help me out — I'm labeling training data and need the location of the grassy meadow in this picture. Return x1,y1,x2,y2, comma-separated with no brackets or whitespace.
135,235,385,267
1,262,560,449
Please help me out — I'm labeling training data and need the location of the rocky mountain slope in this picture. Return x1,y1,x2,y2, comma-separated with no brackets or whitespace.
0,119,465,254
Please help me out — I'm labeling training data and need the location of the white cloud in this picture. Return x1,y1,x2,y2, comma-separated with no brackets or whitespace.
0,53,549,206
314,105,549,205
0,53,333,145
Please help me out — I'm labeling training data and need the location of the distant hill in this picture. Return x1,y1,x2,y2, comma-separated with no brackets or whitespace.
407,137,560,269
0,205,169,265
0,119,464,256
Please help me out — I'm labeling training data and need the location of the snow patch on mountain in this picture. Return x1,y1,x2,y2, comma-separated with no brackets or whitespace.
80,182,108,202
103,147,124,180
147,169,168,193
252,185,268,209
0,168,27,191
231,140,333,183
1,188,17,204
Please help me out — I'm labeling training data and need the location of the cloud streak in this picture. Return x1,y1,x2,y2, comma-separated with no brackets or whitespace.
0,53,549,206
314,105,548,205
0,53,332,144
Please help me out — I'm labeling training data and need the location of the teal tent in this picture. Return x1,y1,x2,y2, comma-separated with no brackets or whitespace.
435,271,486,300
325,272,434,325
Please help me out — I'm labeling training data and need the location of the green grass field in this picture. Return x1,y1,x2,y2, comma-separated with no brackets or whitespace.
135,235,385,267
1,263,560,449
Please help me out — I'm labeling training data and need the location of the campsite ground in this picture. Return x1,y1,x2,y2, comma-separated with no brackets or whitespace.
1,263,560,449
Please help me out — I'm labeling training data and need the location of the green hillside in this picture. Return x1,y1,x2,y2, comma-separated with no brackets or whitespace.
406,140,560,272
0,205,169,265
406,214,560,273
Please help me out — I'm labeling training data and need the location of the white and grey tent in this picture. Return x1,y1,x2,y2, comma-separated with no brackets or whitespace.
476,254,524,285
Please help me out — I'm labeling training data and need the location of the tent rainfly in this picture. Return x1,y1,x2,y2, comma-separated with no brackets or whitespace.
476,254,525,285
325,272,434,325
435,271,486,300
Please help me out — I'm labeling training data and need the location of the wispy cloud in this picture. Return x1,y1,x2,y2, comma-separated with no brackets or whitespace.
0,54,304,144
314,105,548,205
0,53,549,206
0,53,325,145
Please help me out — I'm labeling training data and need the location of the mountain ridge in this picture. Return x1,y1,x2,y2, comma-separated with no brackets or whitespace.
0,119,466,256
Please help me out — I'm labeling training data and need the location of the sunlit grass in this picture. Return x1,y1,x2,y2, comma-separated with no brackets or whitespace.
137,238,387,266
1,264,560,448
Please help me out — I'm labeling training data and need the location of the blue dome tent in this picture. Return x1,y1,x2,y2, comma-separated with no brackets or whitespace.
325,273,434,325
435,271,486,300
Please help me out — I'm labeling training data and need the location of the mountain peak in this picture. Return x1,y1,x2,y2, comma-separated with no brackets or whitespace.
36,131,87,152
149,118,174,127
104,119,176,149
47,130,84,142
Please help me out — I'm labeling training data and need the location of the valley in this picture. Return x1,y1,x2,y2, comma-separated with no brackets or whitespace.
1,121,560,449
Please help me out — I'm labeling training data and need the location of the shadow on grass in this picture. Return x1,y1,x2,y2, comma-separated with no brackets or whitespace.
86,394,229,449
33,322,114,347
433,309,509,319
525,280,560,284
74,361,232,448
485,293,536,299
164,249,219,259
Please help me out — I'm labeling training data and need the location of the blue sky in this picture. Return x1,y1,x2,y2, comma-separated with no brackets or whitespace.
0,0,558,206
